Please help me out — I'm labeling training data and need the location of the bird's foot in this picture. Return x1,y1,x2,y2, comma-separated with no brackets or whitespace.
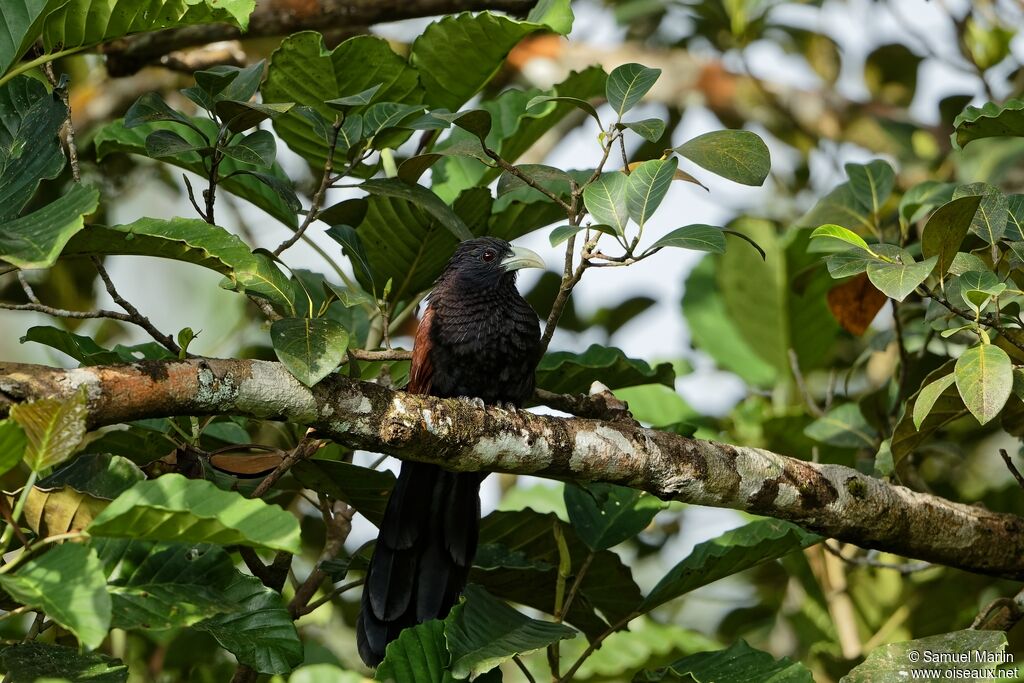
459,396,487,410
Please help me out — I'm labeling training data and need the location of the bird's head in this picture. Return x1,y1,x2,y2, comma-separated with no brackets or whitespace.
440,237,545,289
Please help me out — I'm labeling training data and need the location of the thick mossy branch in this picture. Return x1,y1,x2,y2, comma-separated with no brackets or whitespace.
1,358,1022,579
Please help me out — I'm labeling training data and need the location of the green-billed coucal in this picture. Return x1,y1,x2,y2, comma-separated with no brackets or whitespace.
356,237,544,666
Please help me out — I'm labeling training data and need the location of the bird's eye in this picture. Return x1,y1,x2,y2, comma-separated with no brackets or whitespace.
482,250,496,262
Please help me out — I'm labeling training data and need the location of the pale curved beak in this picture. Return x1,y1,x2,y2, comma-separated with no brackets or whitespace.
501,245,545,272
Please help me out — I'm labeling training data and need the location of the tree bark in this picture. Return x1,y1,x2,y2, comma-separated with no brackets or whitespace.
2,358,1022,579
101,0,538,75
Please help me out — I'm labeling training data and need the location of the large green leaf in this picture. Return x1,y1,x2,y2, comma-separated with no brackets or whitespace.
682,256,777,386
474,509,642,640
94,117,297,228
866,254,937,302
0,543,110,648
641,639,813,682
535,344,674,394
0,642,127,683
843,630,1007,682
446,584,576,678
271,317,349,387
649,224,726,253
0,183,99,269
410,1,573,110
361,178,473,241
891,361,965,465
583,172,630,235
952,97,1024,150
263,33,421,167
291,459,395,527
912,373,956,430
955,344,1012,425
0,420,27,477
0,75,66,221
606,63,661,119
9,387,87,472
88,473,302,553
640,519,820,612
625,158,678,227
107,542,236,630
2,0,253,83
195,569,303,674
63,217,296,313
673,130,771,186
845,159,895,216
921,195,983,277
718,222,839,376
564,482,665,550
20,325,174,366
953,182,1008,244
803,403,878,449
376,619,457,683
0,0,63,82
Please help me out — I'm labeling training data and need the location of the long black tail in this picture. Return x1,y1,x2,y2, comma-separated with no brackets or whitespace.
356,461,481,666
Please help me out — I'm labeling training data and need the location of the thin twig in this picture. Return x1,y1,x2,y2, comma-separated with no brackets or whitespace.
788,348,824,418
274,120,343,256
1000,449,1024,490
92,257,181,355
556,612,637,683
41,63,80,183
483,148,572,213
513,655,537,683
249,438,320,499
823,541,931,574
295,578,364,616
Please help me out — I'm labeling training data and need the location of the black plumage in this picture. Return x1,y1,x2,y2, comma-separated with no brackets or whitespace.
356,237,543,666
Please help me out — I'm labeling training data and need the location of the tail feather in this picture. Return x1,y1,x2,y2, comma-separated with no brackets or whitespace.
357,462,481,666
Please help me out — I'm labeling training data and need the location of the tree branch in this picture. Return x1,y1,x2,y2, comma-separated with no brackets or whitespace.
1,358,1023,579
100,0,538,75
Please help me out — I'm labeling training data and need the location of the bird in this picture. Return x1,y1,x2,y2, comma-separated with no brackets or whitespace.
356,236,544,666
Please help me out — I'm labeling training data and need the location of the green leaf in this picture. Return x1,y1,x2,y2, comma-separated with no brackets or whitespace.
844,630,1007,682
0,183,99,269
958,270,1005,309
797,182,872,232
289,665,366,683
9,387,87,472
804,403,878,448
809,224,872,253
376,619,456,683
0,75,67,222
325,83,382,109
866,254,937,302
952,97,1024,150
583,172,629,235
88,473,302,553
94,117,297,228
215,101,293,134
535,344,674,394
921,195,983,276
526,95,600,124
124,92,202,135
0,543,110,648
892,361,965,465
144,129,208,158
647,224,726,253
626,158,678,227
63,217,296,313
845,159,895,216
0,419,27,477
445,584,576,678
682,256,776,386
1,0,254,85
0,642,127,683
899,180,955,227
270,317,349,387
39,452,144,499
953,182,1007,244
263,33,421,168
20,325,174,366
606,63,661,119
195,569,303,674
614,384,697,427
673,130,771,186
640,519,820,611
955,344,1012,425
221,129,277,168
411,3,572,110
620,118,666,142
913,373,956,429
291,460,395,527
641,639,813,682
564,482,666,550
360,178,473,241
363,102,426,140
108,543,237,630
